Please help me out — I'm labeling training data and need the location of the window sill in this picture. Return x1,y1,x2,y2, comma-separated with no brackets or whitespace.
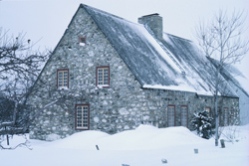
76,127,89,130
97,85,110,88
58,86,69,90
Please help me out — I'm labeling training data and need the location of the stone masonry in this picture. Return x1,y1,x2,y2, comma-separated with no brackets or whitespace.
28,6,240,140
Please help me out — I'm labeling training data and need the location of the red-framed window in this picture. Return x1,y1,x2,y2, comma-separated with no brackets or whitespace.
219,107,229,126
57,69,69,89
229,107,236,125
167,105,175,127
96,66,110,88
180,105,188,127
75,104,90,130
218,107,222,126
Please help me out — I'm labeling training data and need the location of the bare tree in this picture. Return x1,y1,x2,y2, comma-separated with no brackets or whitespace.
0,28,48,148
196,10,249,146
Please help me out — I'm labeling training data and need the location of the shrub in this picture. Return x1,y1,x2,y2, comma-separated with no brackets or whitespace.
191,110,214,139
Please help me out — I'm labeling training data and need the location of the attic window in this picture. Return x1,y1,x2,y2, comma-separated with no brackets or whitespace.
78,36,86,46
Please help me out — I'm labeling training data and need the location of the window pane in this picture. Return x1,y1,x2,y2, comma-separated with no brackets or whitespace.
98,69,103,85
76,107,82,127
63,72,68,87
104,68,109,84
83,106,89,127
58,72,63,87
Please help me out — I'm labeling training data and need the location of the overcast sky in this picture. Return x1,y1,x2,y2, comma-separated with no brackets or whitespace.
0,0,249,80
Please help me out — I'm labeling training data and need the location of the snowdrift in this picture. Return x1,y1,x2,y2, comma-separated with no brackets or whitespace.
1,125,249,166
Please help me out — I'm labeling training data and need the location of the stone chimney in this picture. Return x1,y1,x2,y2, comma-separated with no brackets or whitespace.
138,13,163,40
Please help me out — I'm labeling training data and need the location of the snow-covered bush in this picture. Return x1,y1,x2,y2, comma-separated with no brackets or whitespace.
191,110,214,139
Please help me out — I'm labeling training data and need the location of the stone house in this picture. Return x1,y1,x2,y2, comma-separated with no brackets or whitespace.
28,4,245,140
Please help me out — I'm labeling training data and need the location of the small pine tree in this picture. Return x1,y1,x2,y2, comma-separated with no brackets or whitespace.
191,110,214,139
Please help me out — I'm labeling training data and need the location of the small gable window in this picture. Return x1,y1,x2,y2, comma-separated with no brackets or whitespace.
78,36,86,46
57,69,69,89
96,66,110,88
75,104,89,130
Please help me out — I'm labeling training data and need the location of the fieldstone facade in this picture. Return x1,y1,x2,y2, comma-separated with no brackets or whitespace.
28,5,240,140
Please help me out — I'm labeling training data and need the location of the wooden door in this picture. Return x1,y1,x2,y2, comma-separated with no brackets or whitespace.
181,106,188,127
167,105,175,127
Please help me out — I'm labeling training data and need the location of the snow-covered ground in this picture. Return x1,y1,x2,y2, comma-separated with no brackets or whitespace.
1,125,249,166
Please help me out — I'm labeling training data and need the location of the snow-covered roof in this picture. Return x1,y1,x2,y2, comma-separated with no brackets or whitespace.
84,5,179,87
207,57,249,97
82,4,246,97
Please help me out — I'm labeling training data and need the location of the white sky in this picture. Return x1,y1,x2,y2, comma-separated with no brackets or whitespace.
0,0,249,80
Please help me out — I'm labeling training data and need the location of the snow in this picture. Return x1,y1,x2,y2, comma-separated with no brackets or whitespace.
46,134,61,141
135,25,182,74
97,85,108,88
79,42,86,46
143,83,213,96
233,54,249,94
1,124,249,166
1,1,248,94
86,5,182,87
88,4,216,95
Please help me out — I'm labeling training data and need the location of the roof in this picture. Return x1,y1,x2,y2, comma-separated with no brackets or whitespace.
81,5,215,94
74,4,246,97
207,57,249,97
83,5,180,86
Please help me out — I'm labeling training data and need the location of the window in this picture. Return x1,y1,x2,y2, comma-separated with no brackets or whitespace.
223,107,229,126
75,104,89,130
218,107,229,126
205,107,211,117
78,36,86,46
57,69,69,89
167,105,175,127
96,66,110,87
180,106,188,127
218,107,222,126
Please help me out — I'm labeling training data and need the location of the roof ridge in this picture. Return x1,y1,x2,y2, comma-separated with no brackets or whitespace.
81,4,144,28
164,33,192,43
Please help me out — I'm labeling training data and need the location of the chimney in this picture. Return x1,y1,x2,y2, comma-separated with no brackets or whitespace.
138,13,163,40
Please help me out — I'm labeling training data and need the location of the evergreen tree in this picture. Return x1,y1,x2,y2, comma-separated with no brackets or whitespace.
191,111,214,139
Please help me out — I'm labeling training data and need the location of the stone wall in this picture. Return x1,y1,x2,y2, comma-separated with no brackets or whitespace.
28,7,239,140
